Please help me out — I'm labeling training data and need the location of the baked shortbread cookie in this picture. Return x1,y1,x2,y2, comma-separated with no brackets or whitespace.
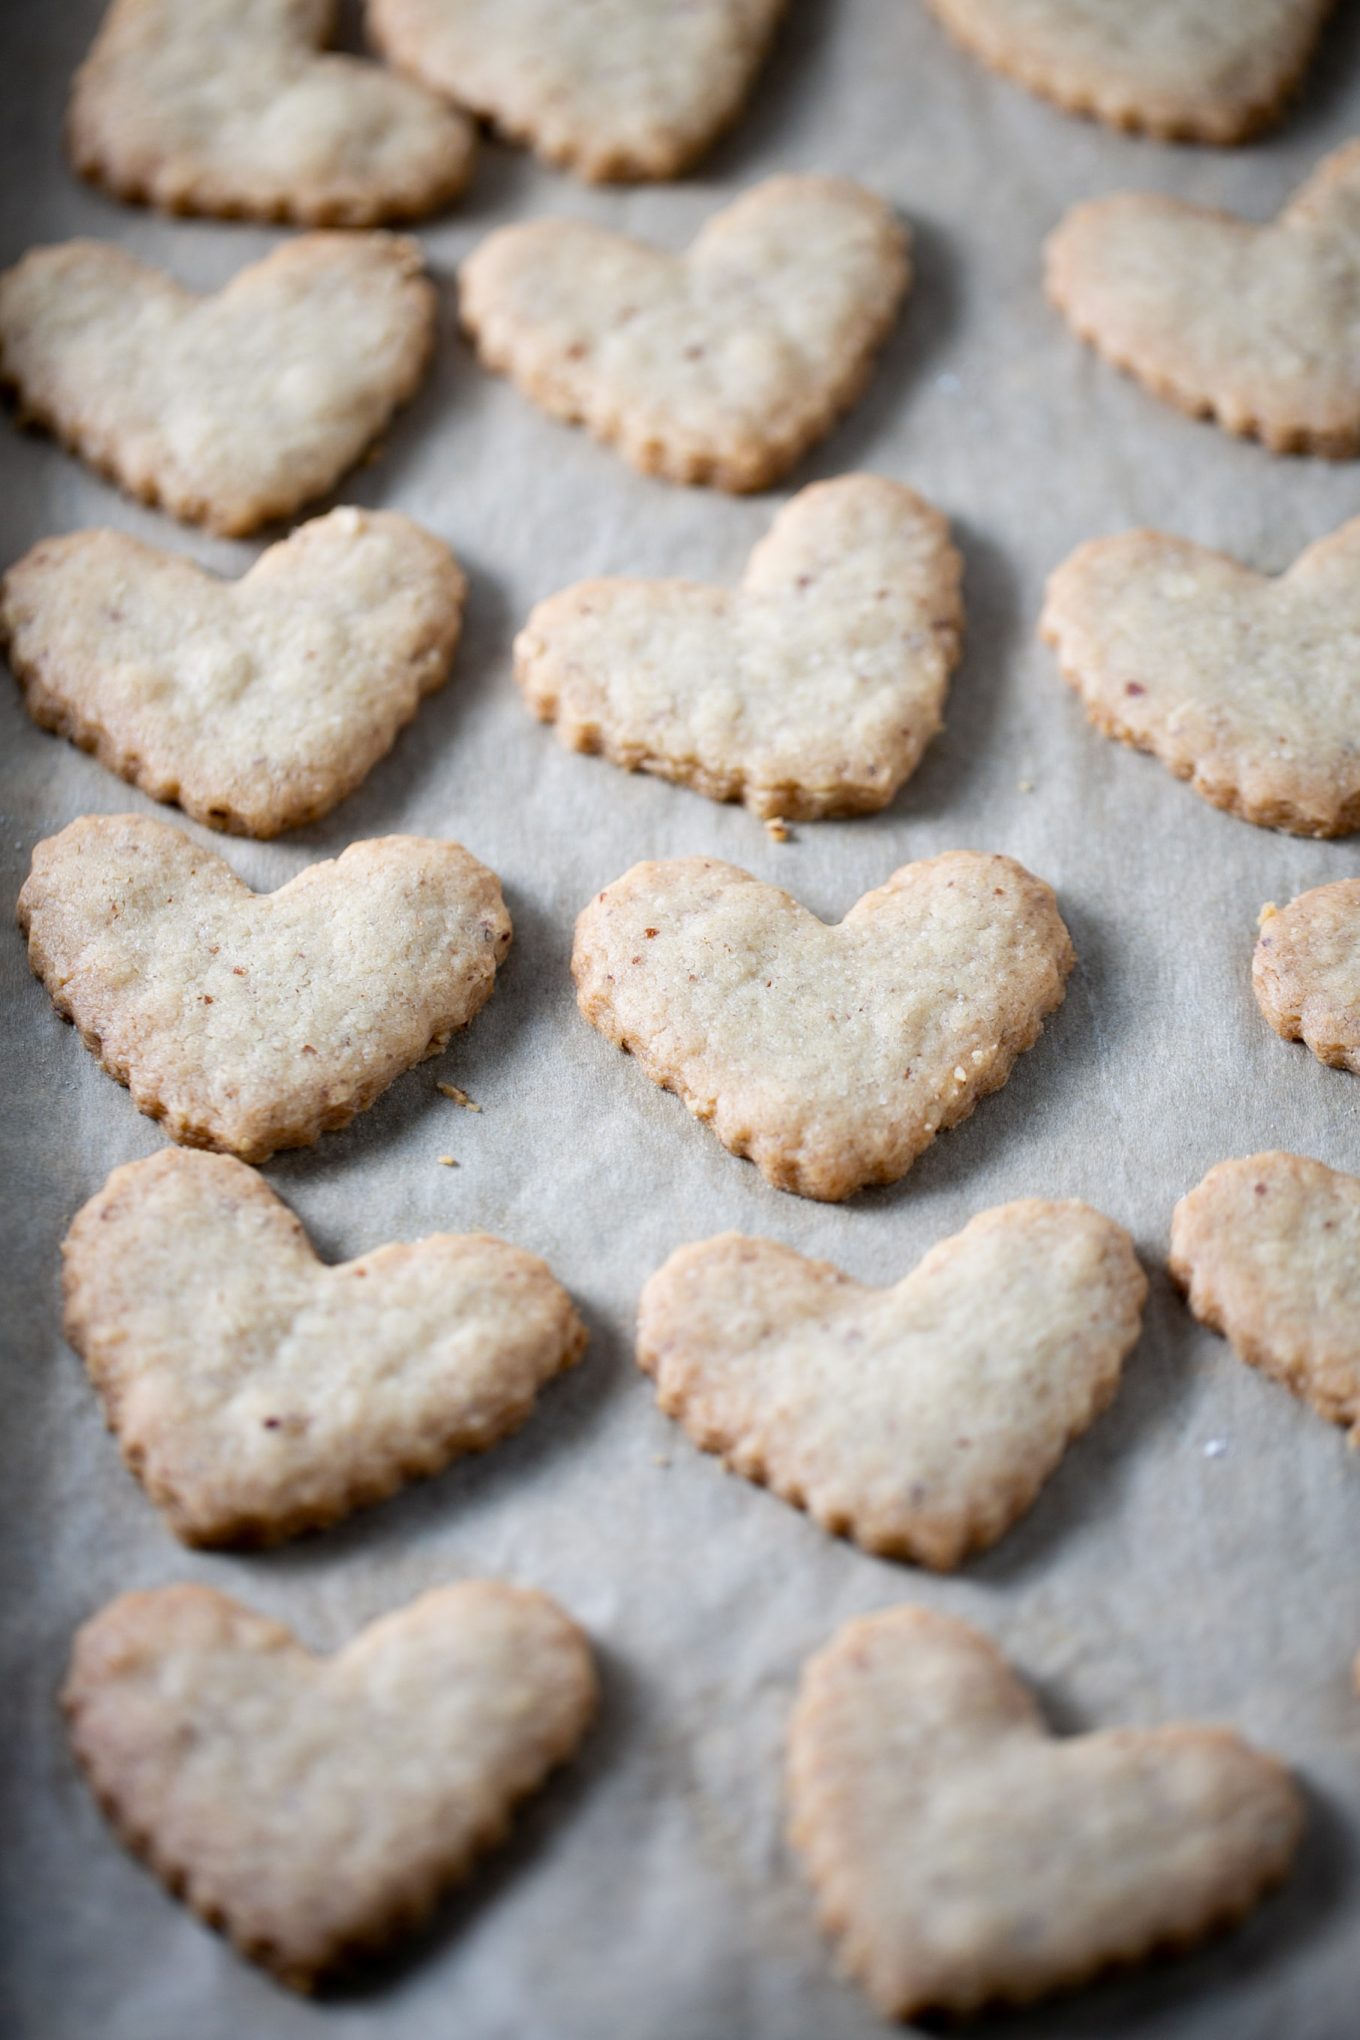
637,1202,1145,1566
1046,142,1360,457
514,476,963,820
1171,1151,1360,1444
2,509,464,838
572,853,1074,1201
0,235,434,534
368,0,786,182
18,815,510,1161
64,1581,597,1989
787,1605,1303,2019
1255,880,1360,1070
460,178,909,491
923,0,1336,144
63,1149,586,1545
1042,519,1360,837
69,0,475,224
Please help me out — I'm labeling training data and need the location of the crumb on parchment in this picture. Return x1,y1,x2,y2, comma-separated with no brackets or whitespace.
437,1081,481,1110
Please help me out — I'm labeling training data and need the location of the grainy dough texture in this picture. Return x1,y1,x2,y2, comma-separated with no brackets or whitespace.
368,0,786,181
571,851,1074,1201
923,0,1336,142
69,0,475,224
62,1149,587,1546
1171,1150,1360,1445
636,1201,1146,1567
1045,141,1360,457
0,235,435,534
1254,879,1360,1070
459,177,909,491
786,1604,1304,2019
63,1581,598,1990
1,508,465,837
515,475,963,820
1042,517,1360,837
18,814,511,1161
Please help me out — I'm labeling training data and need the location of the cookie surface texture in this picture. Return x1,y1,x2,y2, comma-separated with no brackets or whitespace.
1254,879,1360,1069
637,1201,1145,1566
64,1581,597,1988
69,0,475,224
1042,518,1360,837
459,177,909,491
787,1604,1303,2018
18,814,510,1161
1046,141,1360,456
571,852,1074,1201
1170,1149,1360,1444
368,0,786,181
514,475,963,820
0,235,435,534
62,1149,586,1545
2,509,464,838
924,0,1335,143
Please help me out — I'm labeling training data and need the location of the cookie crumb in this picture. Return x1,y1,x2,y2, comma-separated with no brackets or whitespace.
1017,777,1035,793
436,1081,481,1111
1257,903,1277,926
765,817,791,843
437,1154,458,1168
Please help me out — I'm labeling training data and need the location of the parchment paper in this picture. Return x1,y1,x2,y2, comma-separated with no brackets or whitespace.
3,4,1360,2036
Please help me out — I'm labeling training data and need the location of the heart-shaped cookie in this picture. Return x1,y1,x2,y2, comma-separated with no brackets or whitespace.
1046,142,1360,456
924,0,1336,143
2,509,464,838
1171,1150,1360,1444
63,1149,586,1546
572,853,1074,1201
18,814,510,1161
0,234,434,534
1042,518,1360,837
64,1580,597,1989
369,0,786,181
1255,880,1360,1069
69,0,475,224
787,1605,1303,2019
514,476,963,821
459,177,909,492
637,1202,1145,1567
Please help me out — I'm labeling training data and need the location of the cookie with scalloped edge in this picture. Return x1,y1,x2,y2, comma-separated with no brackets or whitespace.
1254,880,1360,1070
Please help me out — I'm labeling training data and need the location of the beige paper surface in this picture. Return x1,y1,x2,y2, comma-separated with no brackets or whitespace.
2,3,1358,2035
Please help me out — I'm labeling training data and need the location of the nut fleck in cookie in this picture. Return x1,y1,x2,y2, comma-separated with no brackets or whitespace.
1255,881,1360,1070
637,1202,1145,1566
923,0,1336,144
1171,1151,1360,1443
572,853,1073,1201
1046,142,1360,457
369,0,786,182
63,1150,586,1546
787,1605,1303,2019
515,476,962,821
0,235,434,534
69,0,475,224
1042,518,1360,837
460,178,909,491
2,509,464,838
18,815,510,1162
64,1581,597,1989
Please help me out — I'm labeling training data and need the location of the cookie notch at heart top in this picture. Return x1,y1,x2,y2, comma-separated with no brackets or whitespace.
459,177,910,492
1,508,465,837
637,1202,1146,1567
63,1149,587,1546
69,0,476,224
572,852,1074,1201
18,814,511,1161
368,0,788,182
64,1581,598,1989
514,475,963,821
1046,141,1360,457
1042,517,1360,837
787,1605,1303,2019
